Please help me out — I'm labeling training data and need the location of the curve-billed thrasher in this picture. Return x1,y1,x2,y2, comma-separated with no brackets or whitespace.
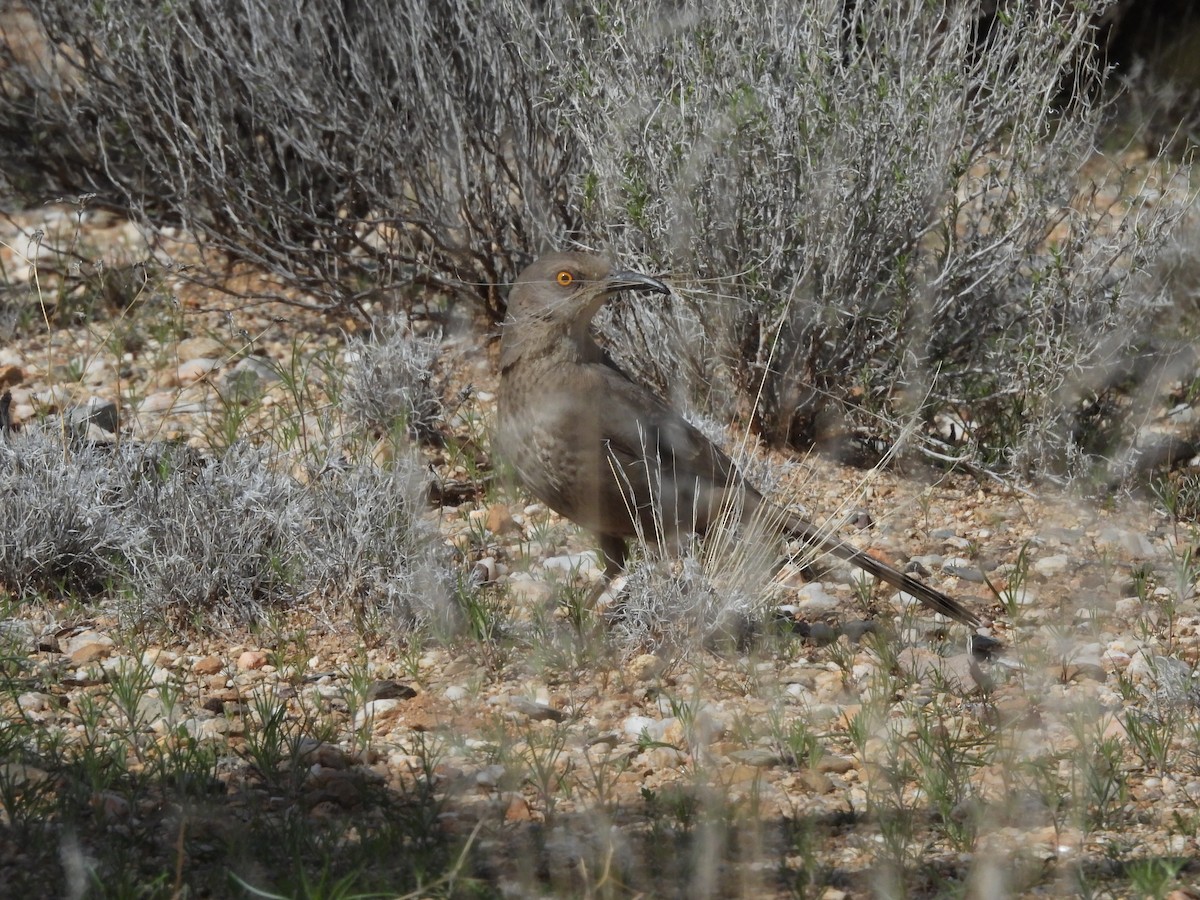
495,252,980,628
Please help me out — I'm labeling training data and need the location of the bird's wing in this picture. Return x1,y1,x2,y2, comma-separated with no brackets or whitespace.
590,362,741,488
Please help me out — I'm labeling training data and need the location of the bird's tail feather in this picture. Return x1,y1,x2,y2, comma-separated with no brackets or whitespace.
781,514,981,628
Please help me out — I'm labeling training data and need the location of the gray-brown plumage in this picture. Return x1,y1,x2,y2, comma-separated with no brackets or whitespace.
494,251,980,628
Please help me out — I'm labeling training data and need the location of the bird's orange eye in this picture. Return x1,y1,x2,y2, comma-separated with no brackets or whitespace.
556,270,573,287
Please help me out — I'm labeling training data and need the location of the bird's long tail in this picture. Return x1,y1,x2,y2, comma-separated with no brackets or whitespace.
780,513,981,628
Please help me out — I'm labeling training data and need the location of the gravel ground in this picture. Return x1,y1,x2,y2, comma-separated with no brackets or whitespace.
3,202,1200,897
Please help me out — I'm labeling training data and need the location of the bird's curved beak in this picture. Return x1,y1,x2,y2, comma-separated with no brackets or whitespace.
605,269,670,295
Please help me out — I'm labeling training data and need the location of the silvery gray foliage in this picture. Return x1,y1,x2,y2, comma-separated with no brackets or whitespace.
342,316,445,444
118,443,310,626
1,0,578,316
1,0,1191,478
553,0,1188,471
611,553,761,657
0,428,133,599
0,425,454,632
304,454,458,633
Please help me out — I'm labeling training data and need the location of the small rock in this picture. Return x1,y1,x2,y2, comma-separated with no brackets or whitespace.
365,680,417,702
795,583,840,615
507,696,566,722
847,787,869,812
134,695,166,722
727,749,780,768
1039,527,1085,544
1060,658,1106,683
1103,647,1132,670
177,336,225,360
503,793,532,822
816,754,855,774
800,770,834,793
305,769,365,809
93,790,131,821
354,699,404,729
182,716,231,741
144,648,176,668
17,692,58,713
641,745,688,768
297,740,352,770
1003,586,1037,608
1097,527,1157,559
237,650,269,671
31,383,73,409
1113,597,1144,618
475,764,507,788
0,364,23,388
64,630,115,665
178,358,221,383
0,763,47,786
625,653,666,682
222,355,280,390
485,505,520,535
812,668,850,701
472,556,498,583
81,422,117,444
942,557,983,581
1033,554,1070,578
543,552,603,580
660,717,687,746
623,715,657,740
66,398,118,435
192,655,223,675
139,390,181,413
587,733,622,749
506,577,554,606
991,698,1043,732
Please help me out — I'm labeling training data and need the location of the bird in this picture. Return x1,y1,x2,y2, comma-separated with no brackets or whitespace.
494,251,980,628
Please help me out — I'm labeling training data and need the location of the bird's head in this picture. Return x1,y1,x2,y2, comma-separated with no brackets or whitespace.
505,252,669,333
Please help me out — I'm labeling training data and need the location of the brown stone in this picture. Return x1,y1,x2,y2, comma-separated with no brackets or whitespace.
192,655,223,675
0,365,23,388
236,650,269,671
504,793,532,822
485,505,520,535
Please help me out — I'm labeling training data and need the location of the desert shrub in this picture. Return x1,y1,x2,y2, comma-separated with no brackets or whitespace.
342,316,445,444
611,550,767,658
0,0,578,316
0,429,132,599
118,443,311,627
1,0,1192,478
304,455,458,635
0,425,453,632
556,0,1190,473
